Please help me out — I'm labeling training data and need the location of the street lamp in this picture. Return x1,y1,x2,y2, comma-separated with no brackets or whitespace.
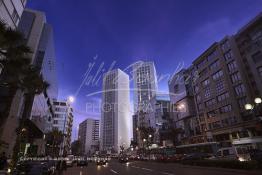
149,134,152,138
255,97,262,104
245,104,253,110
68,96,75,103
143,139,146,142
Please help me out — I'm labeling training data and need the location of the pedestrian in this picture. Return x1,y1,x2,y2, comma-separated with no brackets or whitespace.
0,152,7,170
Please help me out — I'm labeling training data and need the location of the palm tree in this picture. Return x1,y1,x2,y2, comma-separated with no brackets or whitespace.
0,20,31,129
45,129,64,157
0,20,49,166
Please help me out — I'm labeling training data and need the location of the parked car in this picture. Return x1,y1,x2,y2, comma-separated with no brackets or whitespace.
12,161,55,175
209,147,250,161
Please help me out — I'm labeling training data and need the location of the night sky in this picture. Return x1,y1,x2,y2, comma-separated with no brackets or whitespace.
27,0,262,140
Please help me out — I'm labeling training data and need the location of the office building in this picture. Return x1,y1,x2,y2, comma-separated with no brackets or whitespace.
53,100,74,155
0,0,27,29
132,61,158,112
100,69,131,153
78,118,99,155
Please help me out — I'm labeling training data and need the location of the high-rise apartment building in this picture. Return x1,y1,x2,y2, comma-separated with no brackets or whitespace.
53,100,74,155
133,61,158,112
78,118,99,155
100,69,130,153
0,0,27,29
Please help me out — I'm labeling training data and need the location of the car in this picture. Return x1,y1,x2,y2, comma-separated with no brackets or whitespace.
209,147,250,161
118,156,129,163
76,159,88,166
65,155,74,167
96,157,107,166
12,161,55,175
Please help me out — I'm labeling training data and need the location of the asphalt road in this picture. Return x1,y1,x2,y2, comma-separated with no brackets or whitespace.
64,160,262,175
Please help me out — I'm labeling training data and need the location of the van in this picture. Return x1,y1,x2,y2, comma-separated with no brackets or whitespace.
210,147,250,161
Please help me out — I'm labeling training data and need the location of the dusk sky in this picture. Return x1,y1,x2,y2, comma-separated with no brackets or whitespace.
27,0,262,140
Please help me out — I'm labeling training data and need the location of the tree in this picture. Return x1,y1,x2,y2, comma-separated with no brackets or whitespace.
0,21,49,166
71,140,81,156
0,20,31,128
45,129,64,157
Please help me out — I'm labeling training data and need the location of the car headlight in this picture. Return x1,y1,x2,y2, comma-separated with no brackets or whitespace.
238,157,246,162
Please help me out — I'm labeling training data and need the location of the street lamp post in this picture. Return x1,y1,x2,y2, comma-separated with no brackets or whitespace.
245,97,262,130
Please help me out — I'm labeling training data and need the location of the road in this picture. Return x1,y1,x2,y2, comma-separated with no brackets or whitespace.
64,160,262,175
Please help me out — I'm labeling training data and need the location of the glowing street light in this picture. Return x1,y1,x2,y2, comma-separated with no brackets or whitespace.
68,96,75,103
143,139,147,142
149,134,152,138
245,104,253,110
255,97,262,104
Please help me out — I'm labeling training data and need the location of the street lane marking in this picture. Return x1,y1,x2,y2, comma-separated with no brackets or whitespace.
131,165,141,169
110,169,118,174
80,171,83,175
161,172,174,175
141,167,153,172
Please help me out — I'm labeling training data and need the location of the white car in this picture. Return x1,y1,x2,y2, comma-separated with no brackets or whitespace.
209,147,250,161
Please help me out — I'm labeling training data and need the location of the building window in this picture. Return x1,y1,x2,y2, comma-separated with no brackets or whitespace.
258,67,262,77
217,92,229,102
207,109,219,118
197,59,207,69
220,104,232,113
231,72,241,83
202,78,210,87
227,60,237,73
204,87,211,98
174,84,179,93
224,50,233,61
252,51,262,63
234,84,246,96
209,60,220,71
205,98,216,107
212,70,223,80
216,80,225,93
221,40,230,52
207,50,218,61
53,120,58,124
238,97,247,109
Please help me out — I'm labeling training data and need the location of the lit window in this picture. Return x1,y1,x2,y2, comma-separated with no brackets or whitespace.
216,80,225,93
204,87,211,98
